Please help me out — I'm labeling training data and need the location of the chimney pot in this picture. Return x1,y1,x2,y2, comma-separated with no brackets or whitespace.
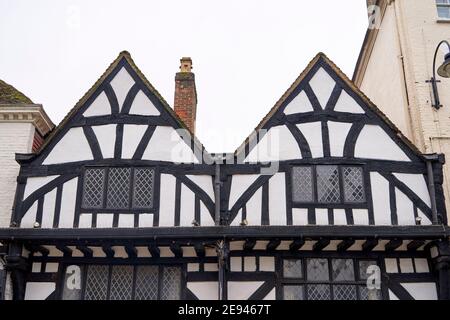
180,57,193,73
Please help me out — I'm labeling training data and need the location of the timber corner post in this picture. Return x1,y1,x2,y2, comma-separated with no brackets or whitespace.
5,242,28,300
430,239,450,300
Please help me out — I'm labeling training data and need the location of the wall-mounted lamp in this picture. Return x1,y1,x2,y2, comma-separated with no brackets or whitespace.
428,40,450,109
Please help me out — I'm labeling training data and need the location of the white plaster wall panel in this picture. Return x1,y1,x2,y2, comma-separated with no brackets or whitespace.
138,213,153,227
205,248,216,257
24,282,55,300
333,209,347,225
246,188,262,225
92,124,116,158
159,247,175,258
45,263,59,273
180,184,195,227
373,239,389,251
385,258,399,273
299,241,316,251
244,257,257,272
159,174,176,226
83,91,111,117
129,90,161,116
143,126,199,163
269,173,286,225
136,247,151,258
187,263,199,272
417,209,432,226
393,173,431,207
348,240,365,251
259,257,275,271
204,263,218,272
58,178,78,228
395,188,416,225
78,213,92,228
399,259,414,273
315,208,328,225
32,263,41,273
327,121,352,157
229,174,259,208
352,209,369,225
41,189,57,228
200,202,214,227
43,246,63,257
334,90,365,114
187,282,218,300
121,124,147,159
43,128,93,165
292,208,309,225
23,175,59,200
401,283,437,300
91,247,106,258
253,241,269,250
297,122,323,158
323,240,340,251
230,257,242,272
21,202,37,228
67,246,84,257
276,241,291,251
389,290,399,300
355,125,410,161
309,67,336,108
118,214,134,228
227,282,264,300
283,90,313,114
245,126,301,163
414,259,430,273
229,241,245,251
186,175,215,201
110,67,135,111
182,247,196,257
371,172,392,225
263,288,276,300
112,246,128,258
96,214,114,228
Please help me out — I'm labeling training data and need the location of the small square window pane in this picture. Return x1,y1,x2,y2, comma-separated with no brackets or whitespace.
306,258,329,281
333,285,357,300
316,166,340,203
359,286,382,300
161,267,181,300
283,286,305,300
132,168,155,209
359,260,378,280
332,259,355,281
106,168,131,209
438,6,450,18
82,168,105,209
84,265,109,300
135,265,159,300
283,259,303,278
343,167,365,203
292,167,314,202
307,284,331,300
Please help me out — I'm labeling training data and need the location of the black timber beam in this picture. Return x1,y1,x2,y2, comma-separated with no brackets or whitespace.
25,245,49,256
170,242,183,258
337,239,355,252
194,243,206,258
266,239,281,251
385,239,403,252
362,239,379,252
407,240,426,252
102,244,115,258
76,246,93,258
148,243,160,258
243,239,256,252
289,239,305,252
55,245,73,257
313,239,330,252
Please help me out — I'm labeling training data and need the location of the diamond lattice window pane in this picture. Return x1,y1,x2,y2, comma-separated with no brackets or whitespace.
332,259,355,281
84,265,109,300
316,166,341,203
306,259,329,281
333,285,357,300
106,168,131,209
359,286,382,300
132,168,155,209
82,168,106,209
307,284,331,300
343,167,365,203
283,286,305,300
109,265,134,300
292,167,314,202
283,259,303,278
161,267,181,300
358,260,378,280
135,266,159,300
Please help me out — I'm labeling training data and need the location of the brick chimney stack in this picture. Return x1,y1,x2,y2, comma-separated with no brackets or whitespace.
174,57,197,134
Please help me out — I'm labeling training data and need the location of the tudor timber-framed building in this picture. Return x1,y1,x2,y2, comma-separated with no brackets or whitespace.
0,50,449,300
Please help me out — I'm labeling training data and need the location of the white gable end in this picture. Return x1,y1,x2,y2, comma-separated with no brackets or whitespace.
309,67,335,109
328,121,352,157
129,90,161,116
43,128,93,165
92,124,116,158
284,91,313,114
110,67,135,110
83,91,111,117
334,90,365,114
297,122,323,158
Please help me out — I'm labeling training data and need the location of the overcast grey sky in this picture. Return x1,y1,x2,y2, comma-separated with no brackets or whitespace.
0,0,368,152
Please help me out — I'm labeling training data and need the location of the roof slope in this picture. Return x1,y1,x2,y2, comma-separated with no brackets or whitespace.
0,79,33,104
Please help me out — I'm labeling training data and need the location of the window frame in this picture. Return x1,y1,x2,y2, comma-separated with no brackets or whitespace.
80,166,158,214
59,262,186,300
290,164,368,209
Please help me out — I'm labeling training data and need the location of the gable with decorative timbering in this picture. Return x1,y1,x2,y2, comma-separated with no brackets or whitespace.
226,53,445,228
13,52,215,229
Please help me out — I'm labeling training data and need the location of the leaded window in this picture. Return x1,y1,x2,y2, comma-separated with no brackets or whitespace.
281,258,382,300
291,165,366,206
436,0,450,19
62,264,182,300
81,167,156,211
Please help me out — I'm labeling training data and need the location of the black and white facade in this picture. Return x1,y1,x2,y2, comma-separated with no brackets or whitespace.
0,52,449,300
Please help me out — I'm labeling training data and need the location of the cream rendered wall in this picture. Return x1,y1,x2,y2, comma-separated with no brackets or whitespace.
358,0,450,216
0,122,35,227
